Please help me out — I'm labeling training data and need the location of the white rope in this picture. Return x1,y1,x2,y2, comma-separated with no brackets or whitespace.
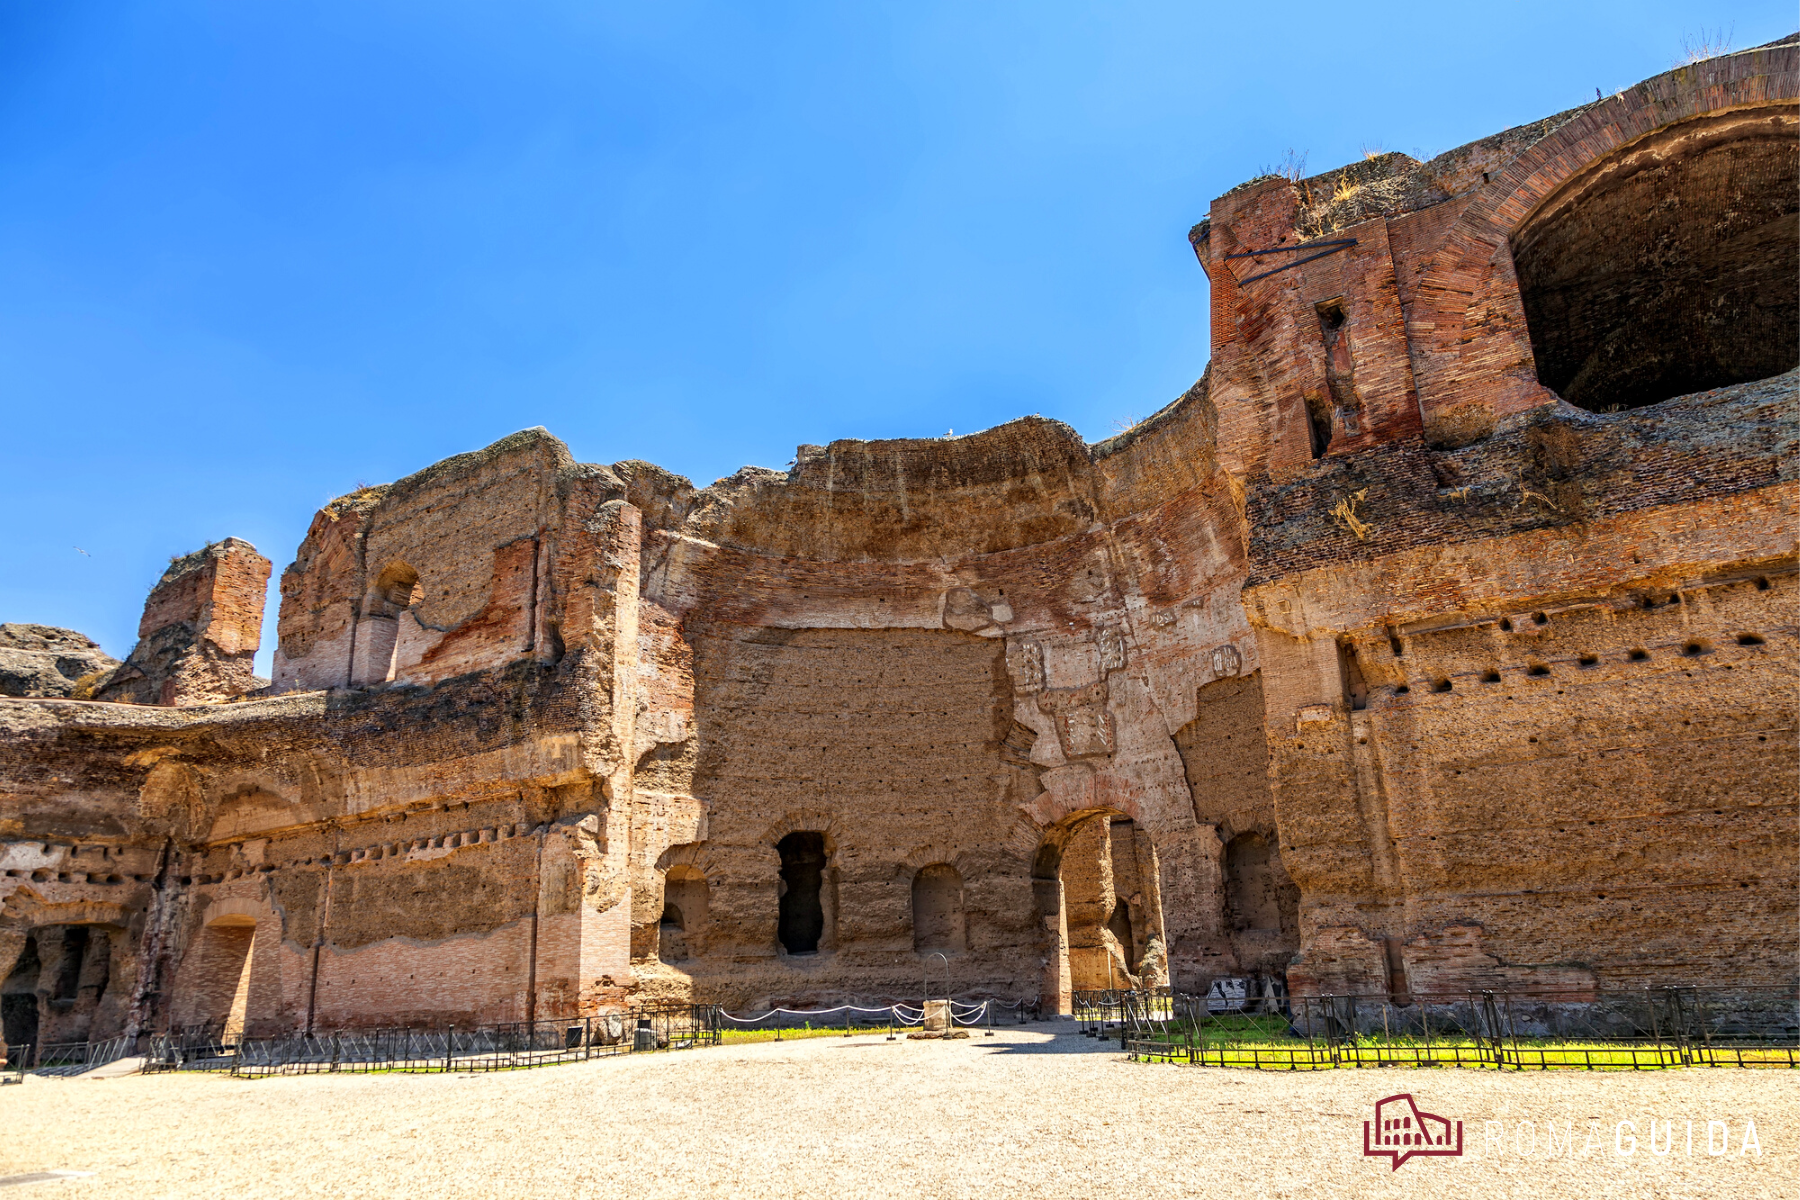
720,1004,920,1027
951,1001,991,1026
717,997,1030,1029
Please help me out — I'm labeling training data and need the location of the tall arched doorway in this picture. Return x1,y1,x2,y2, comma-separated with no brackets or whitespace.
1031,810,1166,1014
178,914,259,1044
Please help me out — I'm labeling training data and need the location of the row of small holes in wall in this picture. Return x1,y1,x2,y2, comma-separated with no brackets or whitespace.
222,823,547,880
12,823,542,888
1398,633,1770,694
1385,576,1778,668
1490,580,1775,633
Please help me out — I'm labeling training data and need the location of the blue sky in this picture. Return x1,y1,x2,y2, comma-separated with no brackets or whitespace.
2,1,1791,675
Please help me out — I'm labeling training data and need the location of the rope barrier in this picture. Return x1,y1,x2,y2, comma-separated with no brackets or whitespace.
717,997,1027,1029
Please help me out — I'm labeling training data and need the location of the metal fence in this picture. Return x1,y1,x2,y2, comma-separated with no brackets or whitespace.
1124,985,1799,1070
134,1005,724,1077
18,1034,134,1078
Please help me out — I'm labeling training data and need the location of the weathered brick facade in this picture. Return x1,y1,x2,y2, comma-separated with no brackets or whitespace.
1,41,1794,1049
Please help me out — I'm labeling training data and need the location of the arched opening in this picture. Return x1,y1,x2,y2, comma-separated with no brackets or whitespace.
1512,108,1798,412
660,866,708,963
374,563,424,616
911,863,965,954
179,917,257,1045
352,562,423,685
9,925,115,1047
775,832,826,955
1223,832,1300,976
1032,810,1165,1011
2,935,41,1066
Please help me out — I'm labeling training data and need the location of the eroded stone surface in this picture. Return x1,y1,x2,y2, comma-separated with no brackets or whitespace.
0,626,118,700
1,43,1795,1048
92,538,272,707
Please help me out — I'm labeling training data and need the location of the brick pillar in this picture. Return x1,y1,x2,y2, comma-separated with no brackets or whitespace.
1210,261,1239,351
96,538,272,706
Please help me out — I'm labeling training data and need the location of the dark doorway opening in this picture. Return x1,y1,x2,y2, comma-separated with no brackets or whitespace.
2,935,40,1065
1512,109,1798,412
54,926,90,1003
776,832,826,954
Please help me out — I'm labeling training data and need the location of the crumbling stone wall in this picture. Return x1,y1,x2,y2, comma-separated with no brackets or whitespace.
0,42,1794,1045
0,626,118,700
1196,38,1798,995
91,538,271,707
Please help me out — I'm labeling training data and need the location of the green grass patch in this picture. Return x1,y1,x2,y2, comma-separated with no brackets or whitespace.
720,1024,900,1044
1130,1030,1797,1071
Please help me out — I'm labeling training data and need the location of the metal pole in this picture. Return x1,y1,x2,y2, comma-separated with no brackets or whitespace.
1503,993,1519,1070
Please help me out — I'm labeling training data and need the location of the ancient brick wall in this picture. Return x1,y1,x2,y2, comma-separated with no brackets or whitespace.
1,433,642,1038
1,42,1794,1043
273,429,586,693
1200,40,1798,997
95,538,271,706
652,626,1036,1009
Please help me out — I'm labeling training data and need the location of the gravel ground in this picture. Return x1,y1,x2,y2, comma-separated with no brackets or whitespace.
4,1021,1794,1199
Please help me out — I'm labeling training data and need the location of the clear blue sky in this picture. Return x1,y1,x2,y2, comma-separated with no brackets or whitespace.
2,1,1790,676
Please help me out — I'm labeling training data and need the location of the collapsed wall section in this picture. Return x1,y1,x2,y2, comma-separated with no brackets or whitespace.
94,538,271,706
2,428,649,1042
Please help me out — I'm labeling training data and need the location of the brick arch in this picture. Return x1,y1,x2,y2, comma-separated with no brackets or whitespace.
755,809,841,853
205,781,305,843
1028,804,1137,881
200,896,265,928
654,841,724,879
893,845,959,875
1406,41,1798,440
1025,767,1194,841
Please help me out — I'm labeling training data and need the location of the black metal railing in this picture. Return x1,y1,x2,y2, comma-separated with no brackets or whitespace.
1,1044,28,1083
24,1034,133,1077
1125,985,1799,1070
219,1005,723,1077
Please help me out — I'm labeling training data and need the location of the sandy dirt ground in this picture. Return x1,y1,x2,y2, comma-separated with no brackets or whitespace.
3,1022,1794,1199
